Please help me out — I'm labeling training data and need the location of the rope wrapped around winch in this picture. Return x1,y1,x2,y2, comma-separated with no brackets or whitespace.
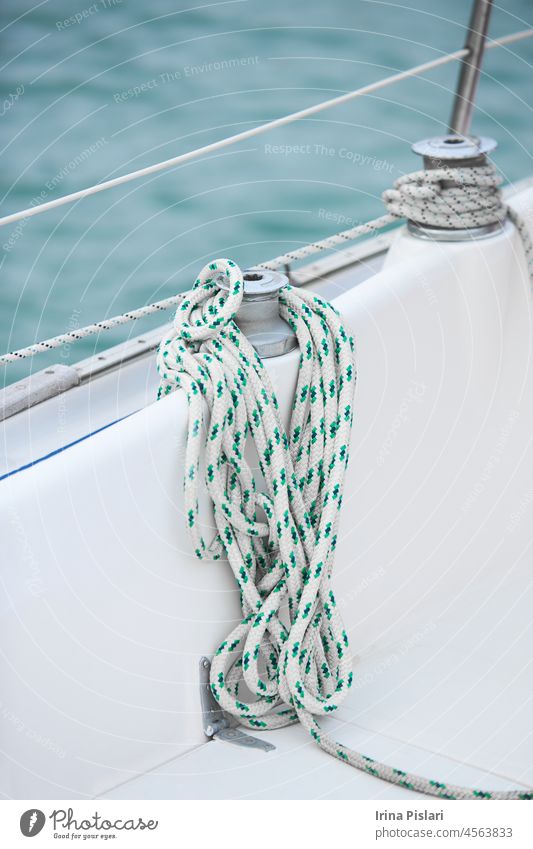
157,257,532,800
383,165,506,229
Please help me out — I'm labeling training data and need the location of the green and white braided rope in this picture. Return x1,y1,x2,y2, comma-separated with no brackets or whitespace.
157,257,532,801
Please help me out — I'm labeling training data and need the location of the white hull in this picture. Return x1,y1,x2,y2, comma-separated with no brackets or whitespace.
1,183,533,800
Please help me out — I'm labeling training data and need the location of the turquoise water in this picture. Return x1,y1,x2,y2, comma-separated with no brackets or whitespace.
1,0,532,384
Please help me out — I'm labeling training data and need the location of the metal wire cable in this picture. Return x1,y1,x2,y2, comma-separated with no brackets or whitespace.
1,24,533,365
0,28,531,230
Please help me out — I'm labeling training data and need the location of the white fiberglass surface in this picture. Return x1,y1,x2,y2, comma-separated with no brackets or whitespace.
1,188,533,799
101,721,519,801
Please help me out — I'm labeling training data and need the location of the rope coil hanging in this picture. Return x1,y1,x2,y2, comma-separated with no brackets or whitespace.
157,257,532,800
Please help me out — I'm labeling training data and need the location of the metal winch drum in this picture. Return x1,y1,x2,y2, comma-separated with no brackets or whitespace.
218,268,297,359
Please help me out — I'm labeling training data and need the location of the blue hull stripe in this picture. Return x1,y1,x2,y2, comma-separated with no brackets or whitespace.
0,413,134,482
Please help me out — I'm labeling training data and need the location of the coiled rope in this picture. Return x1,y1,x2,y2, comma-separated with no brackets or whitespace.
3,159,533,365
157,257,532,800
384,165,506,228
262,162,531,272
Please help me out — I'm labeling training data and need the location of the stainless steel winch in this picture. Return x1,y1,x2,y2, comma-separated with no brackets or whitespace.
408,133,502,242
408,0,504,243
219,267,298,359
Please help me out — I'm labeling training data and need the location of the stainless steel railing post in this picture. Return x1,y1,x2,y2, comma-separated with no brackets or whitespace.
449,0,494,136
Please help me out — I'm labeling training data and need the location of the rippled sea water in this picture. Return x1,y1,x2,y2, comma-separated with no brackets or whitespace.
1,0,532,384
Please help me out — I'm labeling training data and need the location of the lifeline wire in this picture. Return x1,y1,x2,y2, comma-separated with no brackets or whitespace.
157,257,532,800
0,27,531,231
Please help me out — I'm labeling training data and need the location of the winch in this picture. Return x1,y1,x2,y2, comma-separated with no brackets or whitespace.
218,267,297,359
